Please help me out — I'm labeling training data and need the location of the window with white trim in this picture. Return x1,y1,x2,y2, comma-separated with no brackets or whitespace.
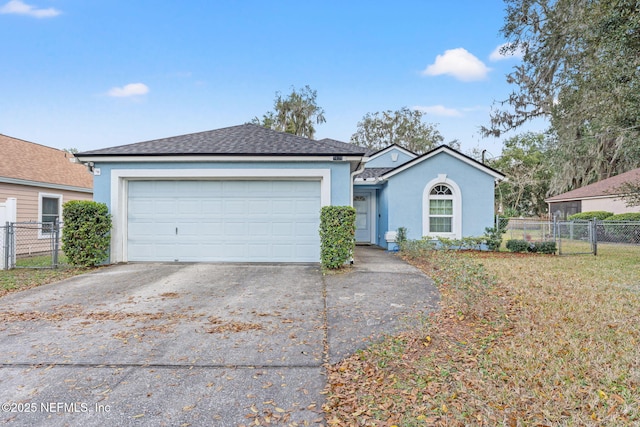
428,185,453,233
39,193,62,236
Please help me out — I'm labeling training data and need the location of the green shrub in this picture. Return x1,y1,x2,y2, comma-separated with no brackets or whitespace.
396,227,407,245
534,241,557,254
398,237,437,258
484,216,508,251
62,201,112,267
605,212,640,221
506,239,556,254
506,239,530,252
568,211,613,220
319,206,356,269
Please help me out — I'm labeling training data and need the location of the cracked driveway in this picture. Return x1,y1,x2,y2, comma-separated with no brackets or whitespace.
0,247,439,426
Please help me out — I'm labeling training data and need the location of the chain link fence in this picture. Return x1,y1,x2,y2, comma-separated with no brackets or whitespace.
2,221,64,269
499,216,640,255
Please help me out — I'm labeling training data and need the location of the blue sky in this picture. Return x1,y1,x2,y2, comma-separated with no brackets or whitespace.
0,0,546,155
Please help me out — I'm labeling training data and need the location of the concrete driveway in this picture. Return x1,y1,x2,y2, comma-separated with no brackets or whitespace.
0,247,438,426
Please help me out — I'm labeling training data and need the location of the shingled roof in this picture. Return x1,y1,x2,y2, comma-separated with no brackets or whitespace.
0,134,93,190
78,124,367,157
356,168,395,179
546,168,640,202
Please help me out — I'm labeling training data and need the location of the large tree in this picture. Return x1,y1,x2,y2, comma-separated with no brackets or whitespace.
350,107,444,154
487,132,551,217
485,0,640,194
615,180,640,207
252,85,326,139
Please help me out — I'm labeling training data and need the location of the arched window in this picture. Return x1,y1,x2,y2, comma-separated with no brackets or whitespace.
423,175,462,238
428,185,454,233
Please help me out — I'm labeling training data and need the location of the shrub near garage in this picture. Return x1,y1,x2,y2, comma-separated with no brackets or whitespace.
62,201,112,267
319,206,356,269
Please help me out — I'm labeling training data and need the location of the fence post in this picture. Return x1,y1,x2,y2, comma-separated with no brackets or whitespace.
2,222,8,270
53,218,60,268
6,222,15,269
556,218,562,255
592,218,598,256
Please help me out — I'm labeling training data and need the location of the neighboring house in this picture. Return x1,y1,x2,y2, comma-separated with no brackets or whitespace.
76,124,503,263
545,168,640,219
0,134,93,224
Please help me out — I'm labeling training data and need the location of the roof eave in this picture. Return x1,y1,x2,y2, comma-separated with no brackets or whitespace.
75,154,366,163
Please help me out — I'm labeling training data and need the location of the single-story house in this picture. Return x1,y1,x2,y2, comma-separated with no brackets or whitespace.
76,124,504,263
545,168,640,219
0,134,93,224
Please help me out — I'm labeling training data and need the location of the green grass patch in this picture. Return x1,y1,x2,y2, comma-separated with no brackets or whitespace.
324,244,640,426
0,264,94,297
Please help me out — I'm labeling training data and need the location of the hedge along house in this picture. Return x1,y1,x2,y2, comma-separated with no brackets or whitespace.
75,124,504,263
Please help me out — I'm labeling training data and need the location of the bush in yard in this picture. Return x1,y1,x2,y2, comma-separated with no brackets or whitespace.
319,206,356,269
506,239,530,253
568,211,613,220
62,201,112,267
534,241,557,254
396,227,407,246
399,237,437,258
601,213,640,243
484,216,508,251
605,212,640,221
506,239,556,254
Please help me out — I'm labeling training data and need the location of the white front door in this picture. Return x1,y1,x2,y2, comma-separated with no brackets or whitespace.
354,192,372,243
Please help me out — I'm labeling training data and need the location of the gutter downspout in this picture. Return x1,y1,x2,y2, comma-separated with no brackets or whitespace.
350,161,367,206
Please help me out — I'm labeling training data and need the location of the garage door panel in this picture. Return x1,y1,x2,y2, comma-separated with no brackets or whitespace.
128,180,320,262
248,244,269,258
296,221,319,237
271,244,294,258
199,222,223,235
271,222,293,236
224,200,246,214
272,200,293,213
248,222,270,236
248,200,270,212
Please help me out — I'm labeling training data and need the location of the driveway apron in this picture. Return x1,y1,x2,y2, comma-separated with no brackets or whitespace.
0,247,438,426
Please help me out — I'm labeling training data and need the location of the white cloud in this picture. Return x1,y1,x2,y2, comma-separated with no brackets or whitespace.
422,48,490,82
413,105,462,117
0,0,61,18
108,83,149,98
489,42,524,61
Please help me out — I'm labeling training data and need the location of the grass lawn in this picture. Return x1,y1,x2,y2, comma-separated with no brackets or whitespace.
324,244,640,426
0,264,95,298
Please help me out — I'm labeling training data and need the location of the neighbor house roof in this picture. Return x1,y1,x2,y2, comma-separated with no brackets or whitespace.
0,134,93,191
78,124,367,157
545,168,640,202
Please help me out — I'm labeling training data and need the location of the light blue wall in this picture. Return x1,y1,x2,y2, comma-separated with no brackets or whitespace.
383,152,496,242
366,147,414,168
377,184,389,247
92,160,353,209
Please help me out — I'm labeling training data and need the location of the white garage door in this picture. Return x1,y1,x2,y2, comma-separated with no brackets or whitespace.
127,180,321,262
